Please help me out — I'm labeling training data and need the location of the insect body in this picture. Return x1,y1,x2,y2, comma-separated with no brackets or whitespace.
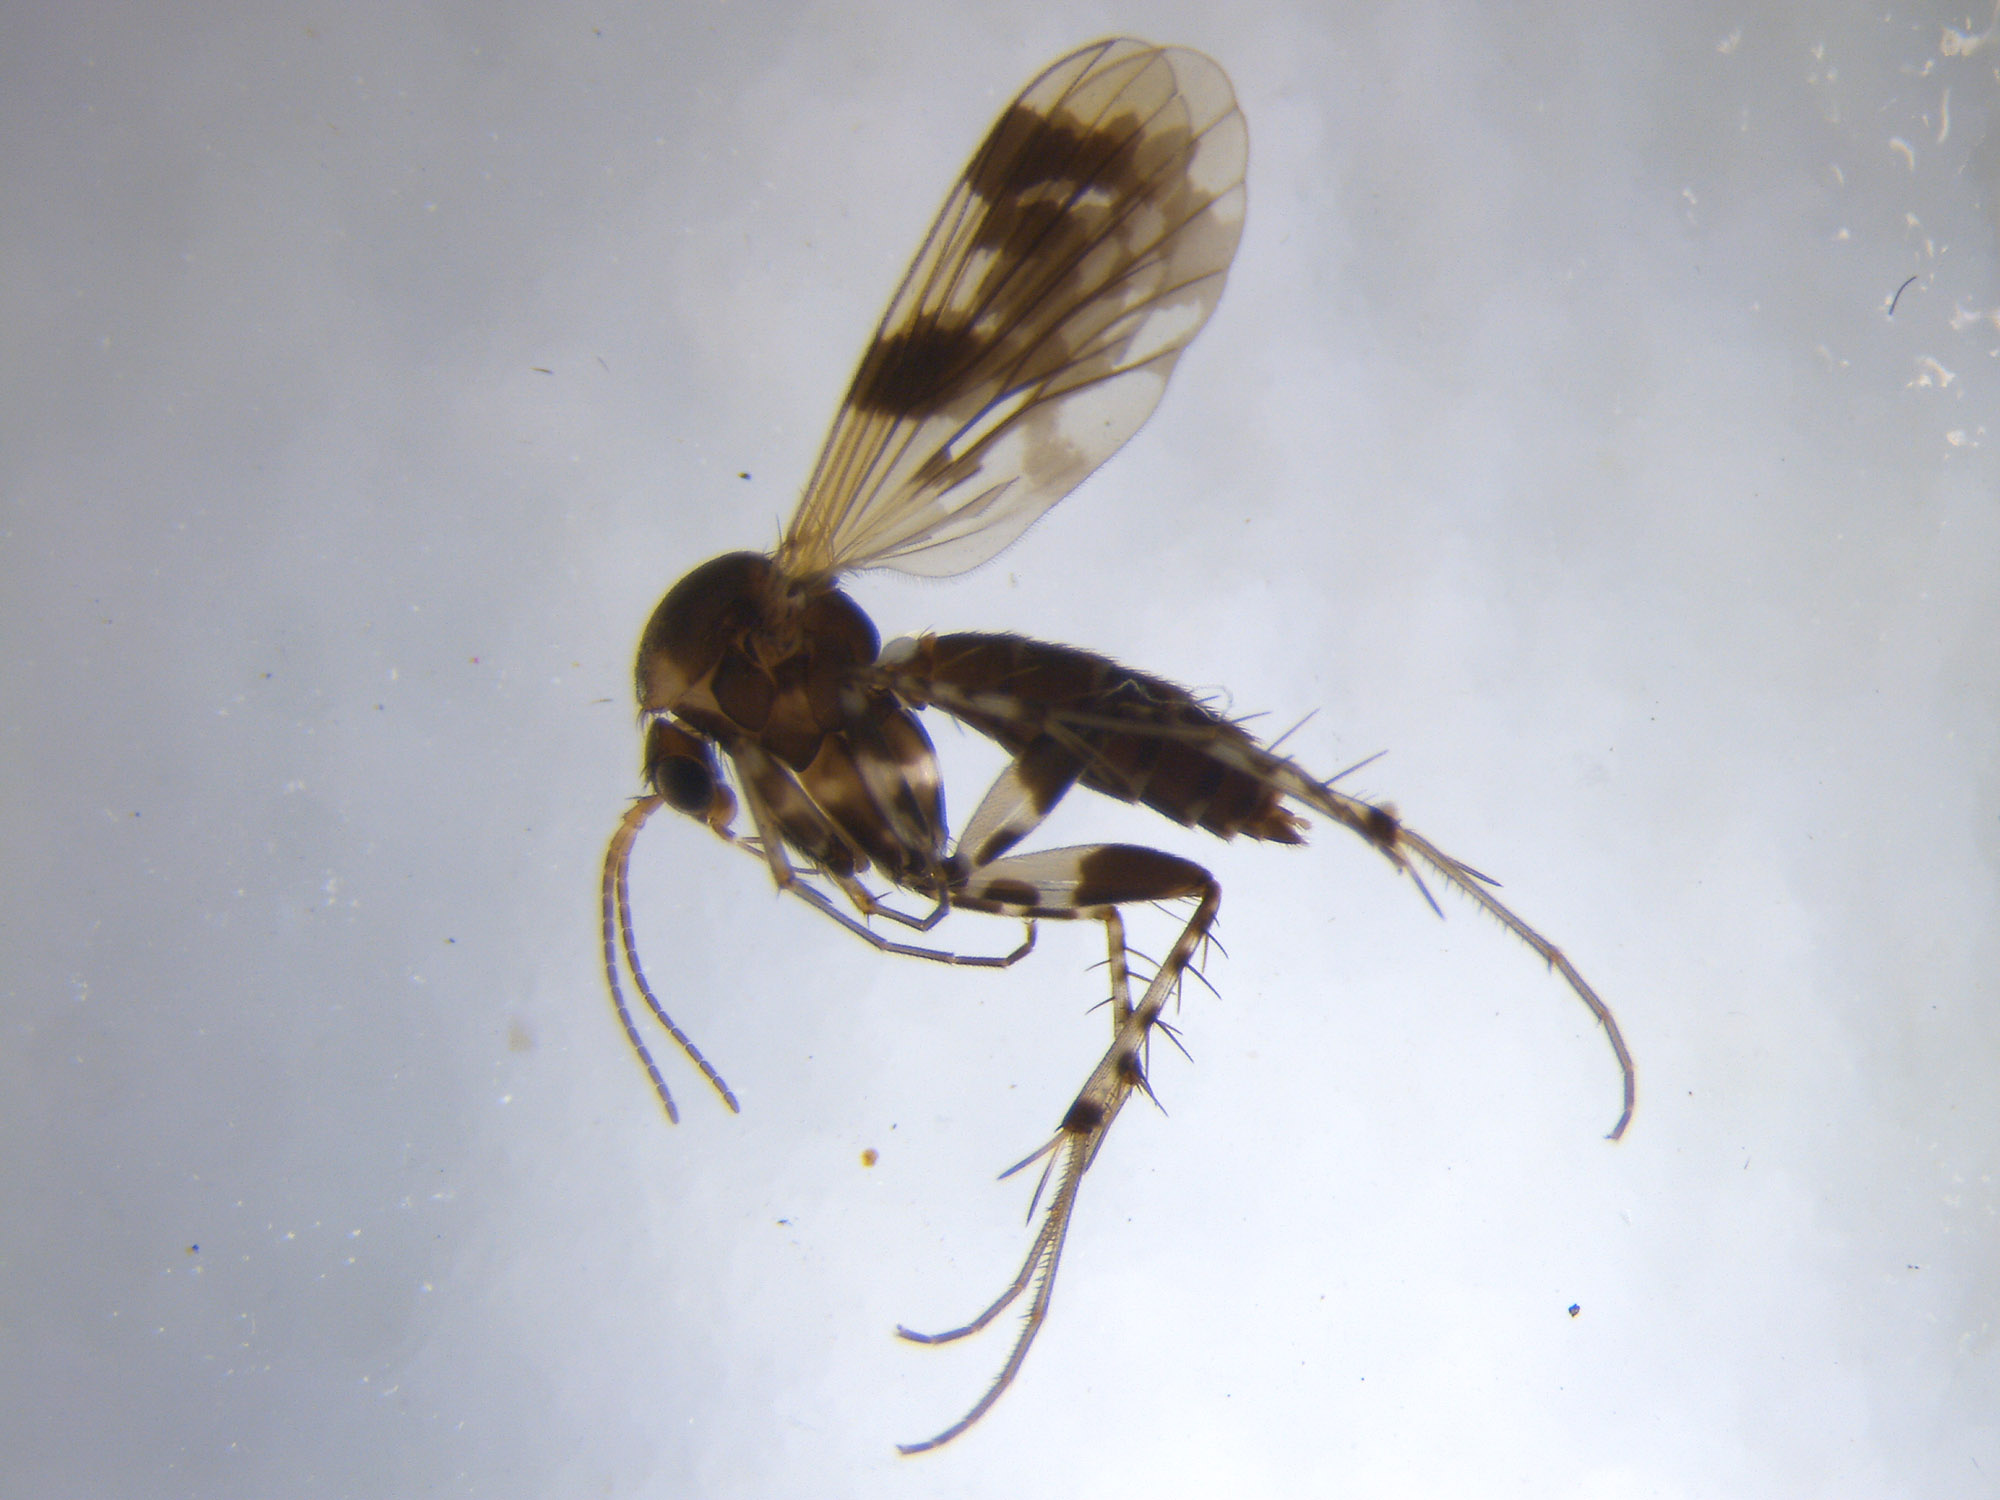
601,39,1634,1453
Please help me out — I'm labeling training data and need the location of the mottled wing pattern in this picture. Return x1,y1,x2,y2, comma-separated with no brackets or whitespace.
774,39,1247,585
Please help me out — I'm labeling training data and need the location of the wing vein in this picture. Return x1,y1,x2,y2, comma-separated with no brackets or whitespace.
775,40,1248,586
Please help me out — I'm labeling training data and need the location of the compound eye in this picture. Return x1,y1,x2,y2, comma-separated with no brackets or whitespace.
645,720,723,818
659,754,715,815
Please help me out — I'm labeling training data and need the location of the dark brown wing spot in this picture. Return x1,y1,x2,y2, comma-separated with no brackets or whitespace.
964,104,1150,210
971,194,1067,257
964,104,1067,204
852,320,987,417
851,85,1194,421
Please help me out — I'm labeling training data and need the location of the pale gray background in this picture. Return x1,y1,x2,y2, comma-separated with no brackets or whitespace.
5,2,1997,1495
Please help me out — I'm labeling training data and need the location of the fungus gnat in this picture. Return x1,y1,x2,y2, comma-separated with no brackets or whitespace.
601,39,1634,1452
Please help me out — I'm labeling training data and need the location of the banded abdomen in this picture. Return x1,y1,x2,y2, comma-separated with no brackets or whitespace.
879,632,1305,845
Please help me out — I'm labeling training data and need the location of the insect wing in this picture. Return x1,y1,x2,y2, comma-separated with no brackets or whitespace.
775,39,1247,585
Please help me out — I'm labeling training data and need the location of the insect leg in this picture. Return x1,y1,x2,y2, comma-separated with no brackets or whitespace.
606,752,1042,1121
895,843,1219,1453
723,744,1036,966
1378,817,1633,1138
953,734,1084,868
1027,699,1634,1139
726,830,1037,969
1255,765,1636,1140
